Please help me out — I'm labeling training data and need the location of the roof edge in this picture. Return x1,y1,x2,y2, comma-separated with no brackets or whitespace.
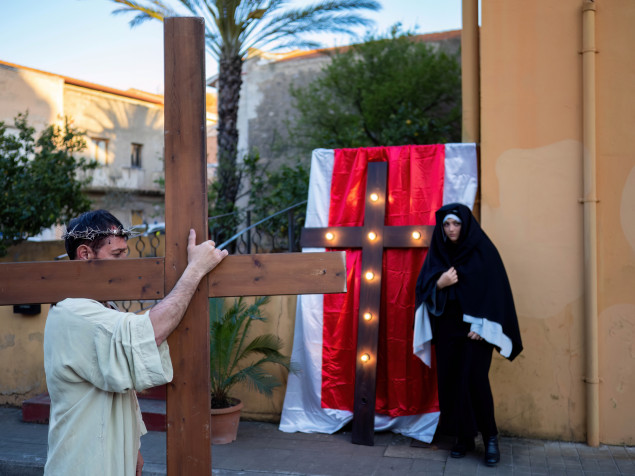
0,59,164,105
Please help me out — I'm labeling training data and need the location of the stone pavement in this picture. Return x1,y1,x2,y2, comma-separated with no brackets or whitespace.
1,406,633,475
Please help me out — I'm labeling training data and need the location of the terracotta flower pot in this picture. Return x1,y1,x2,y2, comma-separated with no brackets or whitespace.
210,399,243,444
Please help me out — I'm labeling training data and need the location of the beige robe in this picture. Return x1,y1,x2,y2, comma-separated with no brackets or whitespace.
43,298,173,475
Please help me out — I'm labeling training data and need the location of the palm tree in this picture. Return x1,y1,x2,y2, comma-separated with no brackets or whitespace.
110,0,380,241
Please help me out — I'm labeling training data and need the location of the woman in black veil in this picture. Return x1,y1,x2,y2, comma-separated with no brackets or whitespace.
415,203,522,466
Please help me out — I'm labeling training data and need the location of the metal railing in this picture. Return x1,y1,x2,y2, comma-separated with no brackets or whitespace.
214,201,307,253
115,201,307,312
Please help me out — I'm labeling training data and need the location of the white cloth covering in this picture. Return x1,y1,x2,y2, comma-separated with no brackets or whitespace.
279,144,477,443
43,298,173,476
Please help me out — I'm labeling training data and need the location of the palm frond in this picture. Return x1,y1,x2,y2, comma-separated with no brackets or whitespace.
209,296,291,407
230,365,281,396
110,0,380,60
109,0,171,26
240,1,380,56
237,333,284,358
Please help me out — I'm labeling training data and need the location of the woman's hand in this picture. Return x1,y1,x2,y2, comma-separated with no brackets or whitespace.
436,267,458,289
468,331,483,341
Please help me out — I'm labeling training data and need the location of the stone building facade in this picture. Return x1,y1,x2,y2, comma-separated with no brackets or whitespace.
0,59,217,233
227,30,461,169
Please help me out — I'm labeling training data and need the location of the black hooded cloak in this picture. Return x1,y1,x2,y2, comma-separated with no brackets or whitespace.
415,203,523,361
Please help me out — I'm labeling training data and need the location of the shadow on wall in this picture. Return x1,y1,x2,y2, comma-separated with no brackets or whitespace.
78,94,164,192
0,61,65,135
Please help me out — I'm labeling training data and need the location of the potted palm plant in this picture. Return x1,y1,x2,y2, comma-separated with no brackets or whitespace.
209,296,293,444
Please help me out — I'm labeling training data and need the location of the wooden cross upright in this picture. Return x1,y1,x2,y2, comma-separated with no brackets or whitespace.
301,161,433,446
0,18,346,475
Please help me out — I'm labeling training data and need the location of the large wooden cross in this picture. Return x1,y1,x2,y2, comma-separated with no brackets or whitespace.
301,161,433,446
0,18,345,475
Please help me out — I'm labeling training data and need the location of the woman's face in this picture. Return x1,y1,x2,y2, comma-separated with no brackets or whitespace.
443,218,461,243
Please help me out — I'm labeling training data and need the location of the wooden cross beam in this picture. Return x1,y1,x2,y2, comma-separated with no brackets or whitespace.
301,161,433,446
0,18,345,475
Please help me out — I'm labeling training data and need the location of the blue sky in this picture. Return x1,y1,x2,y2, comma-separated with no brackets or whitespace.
0,0,463,94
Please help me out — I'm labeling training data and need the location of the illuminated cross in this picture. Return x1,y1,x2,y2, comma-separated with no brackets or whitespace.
301,161,433,446
0,18,345,475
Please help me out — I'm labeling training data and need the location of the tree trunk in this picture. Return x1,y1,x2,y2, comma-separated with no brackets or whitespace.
214,52,243,244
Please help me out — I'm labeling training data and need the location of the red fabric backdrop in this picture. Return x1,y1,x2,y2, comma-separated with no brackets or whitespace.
321,145,445,417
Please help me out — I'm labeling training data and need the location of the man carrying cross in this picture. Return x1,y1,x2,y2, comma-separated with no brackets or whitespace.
43,209,228,476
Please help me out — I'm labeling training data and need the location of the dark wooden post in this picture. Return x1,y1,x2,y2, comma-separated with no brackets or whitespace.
351,162,386,445
164,17,211,474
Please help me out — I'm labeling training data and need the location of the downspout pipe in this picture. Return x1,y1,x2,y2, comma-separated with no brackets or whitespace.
461,0,480,143
581,0,600,447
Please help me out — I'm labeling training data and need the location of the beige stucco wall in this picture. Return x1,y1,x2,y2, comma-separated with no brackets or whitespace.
0,60,167,226
64,85,164,193
480,0,635,444
0,63,64,132
237,33,461,169
63,85,166,225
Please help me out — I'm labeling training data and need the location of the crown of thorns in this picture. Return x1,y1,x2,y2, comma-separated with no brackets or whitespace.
62,225,139,241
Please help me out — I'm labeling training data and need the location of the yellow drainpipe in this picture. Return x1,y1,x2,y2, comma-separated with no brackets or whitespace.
461,0,480,143
581,0,600,447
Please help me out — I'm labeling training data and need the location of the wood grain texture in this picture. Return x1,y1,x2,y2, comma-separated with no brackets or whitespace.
208,251,347,297
351,162,386,446
0,259,164,305
1,17,350,471
0,15,350,474
301,227,363,248
163,17,211,475
383,225,433,248
301,225,432,249
0,253,347,306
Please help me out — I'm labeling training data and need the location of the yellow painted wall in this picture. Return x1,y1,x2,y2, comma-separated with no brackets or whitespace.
0,242,64,406
228,295,297,422
0,307,49,406
480,0,635,444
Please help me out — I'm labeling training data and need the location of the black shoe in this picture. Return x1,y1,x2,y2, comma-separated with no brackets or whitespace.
450,438,475,458
484,435,500,466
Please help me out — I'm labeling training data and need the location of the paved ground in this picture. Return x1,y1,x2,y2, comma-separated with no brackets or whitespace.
1,406,634,475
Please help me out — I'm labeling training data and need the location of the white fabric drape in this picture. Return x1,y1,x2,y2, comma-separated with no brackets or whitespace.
280,144,477,442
